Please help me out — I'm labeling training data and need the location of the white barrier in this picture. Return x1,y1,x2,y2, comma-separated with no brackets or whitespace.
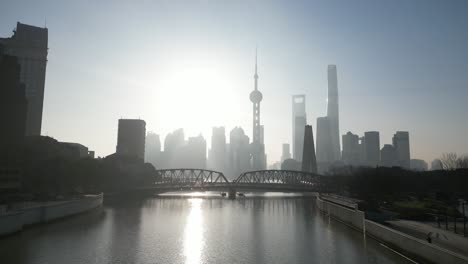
0,194,103,236
365,220,468,264
316,196,468,264
316,196,365,231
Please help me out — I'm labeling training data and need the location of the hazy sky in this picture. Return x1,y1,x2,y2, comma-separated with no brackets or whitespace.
1,0,467,165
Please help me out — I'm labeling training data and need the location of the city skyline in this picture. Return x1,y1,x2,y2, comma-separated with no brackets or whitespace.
1,1,467,165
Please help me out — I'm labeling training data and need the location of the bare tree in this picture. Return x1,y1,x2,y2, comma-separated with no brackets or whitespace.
440,153,468,170
457,154,468,169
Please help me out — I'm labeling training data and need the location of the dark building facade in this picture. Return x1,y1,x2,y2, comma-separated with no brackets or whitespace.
116,119,146,161
0,47,27,146
301,125,318,174
393,131,410,169
364,131,380,167
0,22,48,136
380,144,397,167
342,132,360,166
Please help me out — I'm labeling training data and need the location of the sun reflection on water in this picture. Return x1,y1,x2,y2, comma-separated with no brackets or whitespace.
183,198,204,264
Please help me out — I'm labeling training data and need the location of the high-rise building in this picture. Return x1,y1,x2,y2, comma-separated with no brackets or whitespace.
364,131,380,167
342,132,360,166
393,131,410,169
161,128,185,168
327,65,341,161
227,127,251,180
0,22,48,136
316,117,332,164
358,136,366,164
183,135,207,169
380,144,397,167
250,51,266,170
292,95,306,161
301,125,318,173
0,47,27,146
145,132,161,167
116,119,146,160
281,143,291,162
208,127,226,172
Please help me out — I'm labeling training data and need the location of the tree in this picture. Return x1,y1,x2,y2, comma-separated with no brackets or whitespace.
440,153,468,170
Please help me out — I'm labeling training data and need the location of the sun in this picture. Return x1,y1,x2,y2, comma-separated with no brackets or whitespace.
153,56,243,138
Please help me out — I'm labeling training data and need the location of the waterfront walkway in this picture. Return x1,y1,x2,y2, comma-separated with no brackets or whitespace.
387,220,468,258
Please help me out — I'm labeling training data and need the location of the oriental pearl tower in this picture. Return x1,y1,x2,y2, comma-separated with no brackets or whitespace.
250,50,266,170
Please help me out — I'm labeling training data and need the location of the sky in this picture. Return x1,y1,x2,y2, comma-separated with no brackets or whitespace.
1,0,467,165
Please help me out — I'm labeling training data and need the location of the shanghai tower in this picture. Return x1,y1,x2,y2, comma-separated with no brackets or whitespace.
327,65,341,161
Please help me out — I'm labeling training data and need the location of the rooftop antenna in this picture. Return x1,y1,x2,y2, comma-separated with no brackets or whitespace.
44,17,47,28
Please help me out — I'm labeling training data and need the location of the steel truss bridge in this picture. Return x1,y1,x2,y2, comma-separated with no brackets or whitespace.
137,169,321,196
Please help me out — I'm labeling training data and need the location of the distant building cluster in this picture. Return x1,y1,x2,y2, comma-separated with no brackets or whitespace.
341,131,411,169
142,53,267,180
0,21,440,185
280,65,422,173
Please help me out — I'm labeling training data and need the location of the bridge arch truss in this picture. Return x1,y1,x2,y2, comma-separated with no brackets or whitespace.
155,169,230,189
234,170,320,191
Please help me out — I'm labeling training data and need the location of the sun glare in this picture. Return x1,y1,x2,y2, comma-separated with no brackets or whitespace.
183,198,204,264
151,56,244,139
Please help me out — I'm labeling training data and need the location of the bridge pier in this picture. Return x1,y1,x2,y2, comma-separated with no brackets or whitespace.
228,188,236,199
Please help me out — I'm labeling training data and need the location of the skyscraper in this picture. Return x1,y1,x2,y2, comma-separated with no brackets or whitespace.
380,144,397,167
292,95,306,161
342,132,360,166
250,51,266,170
315,65,341,172
209,126,226,172
281,143,291,162
393,131,410,169
145,132,161,167
327,65,341,161
316,116,332,165
301,125,318,174
364,131,380,167
0,22,48,136
116,119,146,160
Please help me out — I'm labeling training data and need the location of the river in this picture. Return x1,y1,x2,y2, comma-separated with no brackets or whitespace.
0,193,414,264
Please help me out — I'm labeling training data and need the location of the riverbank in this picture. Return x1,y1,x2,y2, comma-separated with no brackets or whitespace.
316,195,468,264
0,193,103,236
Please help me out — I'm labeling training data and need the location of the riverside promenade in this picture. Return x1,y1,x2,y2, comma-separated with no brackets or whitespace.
317,194,468,264
387,219,468,258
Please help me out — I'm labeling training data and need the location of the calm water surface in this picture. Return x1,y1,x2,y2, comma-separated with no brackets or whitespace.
0,194,413,264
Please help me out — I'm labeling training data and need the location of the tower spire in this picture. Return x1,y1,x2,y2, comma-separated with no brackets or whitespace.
254,48,258,90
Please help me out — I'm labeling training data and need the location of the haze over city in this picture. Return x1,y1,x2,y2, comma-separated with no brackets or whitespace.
2,1,468,264
1,0,467,164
